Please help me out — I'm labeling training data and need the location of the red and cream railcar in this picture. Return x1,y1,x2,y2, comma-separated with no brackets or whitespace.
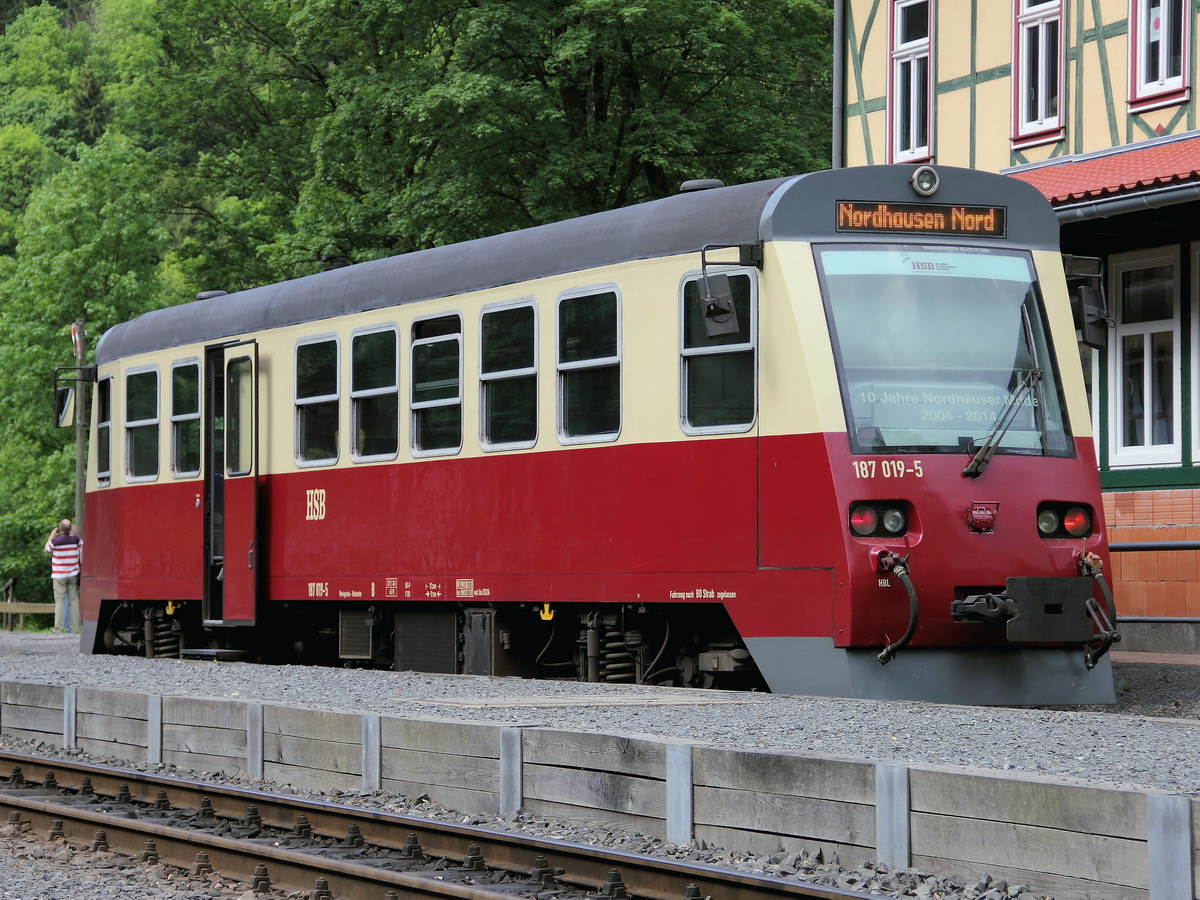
80,165,1117,704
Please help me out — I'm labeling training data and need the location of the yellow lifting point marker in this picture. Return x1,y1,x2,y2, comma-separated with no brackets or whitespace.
539,603,554,621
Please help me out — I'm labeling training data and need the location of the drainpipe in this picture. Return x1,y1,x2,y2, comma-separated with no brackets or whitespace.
832,0,845,169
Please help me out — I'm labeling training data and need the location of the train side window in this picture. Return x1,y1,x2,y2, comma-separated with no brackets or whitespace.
481,301,537,450
171,361,201,477
411,314,462,455
680,271,756,433
96,377,112,485
557,288,620,442
351,327,399,461
125,367,159,482
296,337,340,465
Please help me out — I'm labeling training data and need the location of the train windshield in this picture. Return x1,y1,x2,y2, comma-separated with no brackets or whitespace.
816,244,1072,457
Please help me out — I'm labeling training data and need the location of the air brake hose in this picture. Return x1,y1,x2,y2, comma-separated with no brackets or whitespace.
1078,550,1120,668
877,561,919,665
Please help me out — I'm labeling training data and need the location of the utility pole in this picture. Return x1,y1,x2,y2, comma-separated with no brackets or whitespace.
70,319,86,535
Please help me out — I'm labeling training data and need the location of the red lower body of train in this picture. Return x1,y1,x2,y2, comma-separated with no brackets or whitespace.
80,430,1116,705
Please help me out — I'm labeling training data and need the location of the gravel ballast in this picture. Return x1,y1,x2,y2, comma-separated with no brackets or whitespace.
1,631,1198,899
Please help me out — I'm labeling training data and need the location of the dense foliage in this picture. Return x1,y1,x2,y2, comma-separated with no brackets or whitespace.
0,0,832,604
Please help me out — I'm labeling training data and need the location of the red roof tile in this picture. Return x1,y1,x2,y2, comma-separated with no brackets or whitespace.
1008,135,1200,204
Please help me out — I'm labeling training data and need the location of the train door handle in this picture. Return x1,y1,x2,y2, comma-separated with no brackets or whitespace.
247,542,254,569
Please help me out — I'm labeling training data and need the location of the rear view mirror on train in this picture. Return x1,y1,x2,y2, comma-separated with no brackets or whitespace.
702,273,741,338
55,385,74,428
1071,285,1108,351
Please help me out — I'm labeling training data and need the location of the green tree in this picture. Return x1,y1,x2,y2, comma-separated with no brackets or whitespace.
0,3,92,155
0,133,174,599
281,0,832,262
141,0,332,289
0,123,61,254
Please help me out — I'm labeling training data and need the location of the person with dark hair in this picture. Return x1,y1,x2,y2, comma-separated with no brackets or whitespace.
44,519,82,634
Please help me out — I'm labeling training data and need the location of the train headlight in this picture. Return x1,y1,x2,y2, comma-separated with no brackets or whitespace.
1036,509,1060,535
910,165,940,197
882,508,906,534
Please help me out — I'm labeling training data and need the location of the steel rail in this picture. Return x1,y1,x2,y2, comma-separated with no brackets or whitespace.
0,750,863,900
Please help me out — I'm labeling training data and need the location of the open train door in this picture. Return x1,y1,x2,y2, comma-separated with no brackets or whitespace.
203,341,259,627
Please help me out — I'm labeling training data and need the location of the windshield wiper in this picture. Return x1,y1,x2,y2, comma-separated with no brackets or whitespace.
962,304,1048,479
962,367,1042,478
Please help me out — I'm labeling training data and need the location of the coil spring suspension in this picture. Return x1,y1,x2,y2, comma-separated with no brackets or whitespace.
600,628,636,683
145,611,181,659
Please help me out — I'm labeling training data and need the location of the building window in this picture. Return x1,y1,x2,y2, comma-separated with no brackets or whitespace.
411,315,462,454
351,327,399,460
1109,248,1180,467
171,361,201,477
481,302,537,450
1130,0,1188,110
125,368,159,481
889,0,931,163
296,337,339,465
558,288,620,442
96,377,111,485
1013,0,1063,145
680,271,757,433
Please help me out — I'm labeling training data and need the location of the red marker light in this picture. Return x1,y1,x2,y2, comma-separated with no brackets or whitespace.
850,505,878,536
1063,507,1091,537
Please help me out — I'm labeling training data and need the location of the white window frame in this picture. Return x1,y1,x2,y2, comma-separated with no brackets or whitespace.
1013,0,1064,145
480,299,539,452
1129,0,1189,111
888,0,932,163
556,284,622,445
1108,247,1181,468
410,313,463,458
170,358,202,478
295,334,341,467
350,324,399,462
678,267,758,435
124,365,160,483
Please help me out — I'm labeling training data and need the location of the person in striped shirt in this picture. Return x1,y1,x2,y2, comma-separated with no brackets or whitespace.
43,518,82,634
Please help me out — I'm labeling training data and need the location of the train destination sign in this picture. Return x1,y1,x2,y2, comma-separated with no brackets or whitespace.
836,201,1007,238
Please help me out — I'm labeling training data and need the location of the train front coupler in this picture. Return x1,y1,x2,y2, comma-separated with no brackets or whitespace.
951,563,1121,670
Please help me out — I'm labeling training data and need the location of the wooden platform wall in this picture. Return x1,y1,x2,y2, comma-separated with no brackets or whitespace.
0,678,1195,900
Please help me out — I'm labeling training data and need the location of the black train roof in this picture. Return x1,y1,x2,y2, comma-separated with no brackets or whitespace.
95,166,1057,364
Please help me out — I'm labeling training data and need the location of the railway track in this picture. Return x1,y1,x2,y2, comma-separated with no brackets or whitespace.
0,750,863,900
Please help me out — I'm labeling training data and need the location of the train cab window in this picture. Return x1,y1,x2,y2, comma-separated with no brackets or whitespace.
96,377,112,485
481,302,537,449
411,314,462,454
680,272,756,432
125,368,159,481
171,361,201,477
817,244,1072,458
295,337,339,465
557,289,620,442
351,327,399,460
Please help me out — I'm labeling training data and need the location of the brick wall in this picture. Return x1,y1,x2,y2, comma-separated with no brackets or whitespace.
1103,489,1200,619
